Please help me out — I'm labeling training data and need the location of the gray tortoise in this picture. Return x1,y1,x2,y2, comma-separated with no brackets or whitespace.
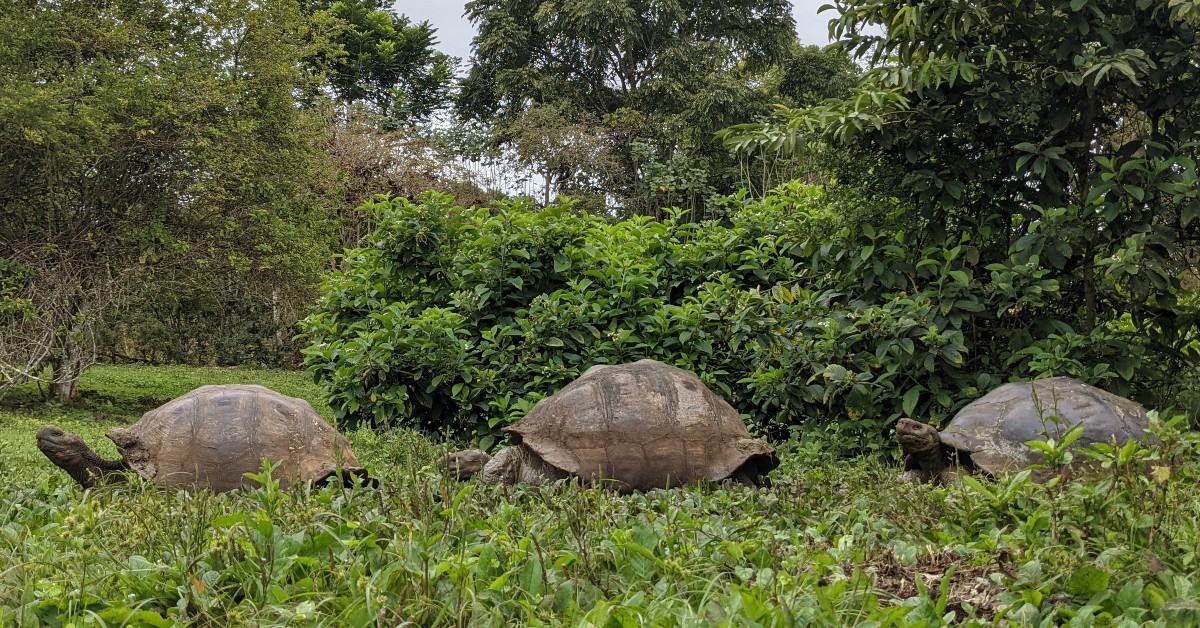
441,359,778,492
897,376,1152,484
38,384,370,492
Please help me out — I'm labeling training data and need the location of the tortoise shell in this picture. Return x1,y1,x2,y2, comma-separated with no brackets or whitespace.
939,377,1151,474
107,384,365,492
503,359,777,491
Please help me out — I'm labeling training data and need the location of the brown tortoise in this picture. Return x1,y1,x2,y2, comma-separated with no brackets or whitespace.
37,384,370,492
441,359,778,492
896,377,1152,484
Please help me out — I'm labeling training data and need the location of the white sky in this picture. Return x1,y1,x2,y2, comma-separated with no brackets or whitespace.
394,1,844,64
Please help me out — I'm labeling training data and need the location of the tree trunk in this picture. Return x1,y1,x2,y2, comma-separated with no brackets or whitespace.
50,376,78,402
50,344,84,402
272,286,286,350
46,279,100,401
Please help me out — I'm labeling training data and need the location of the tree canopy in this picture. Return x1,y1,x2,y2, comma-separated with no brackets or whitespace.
457,0,820,215
314,0,455,126
459,0,795,122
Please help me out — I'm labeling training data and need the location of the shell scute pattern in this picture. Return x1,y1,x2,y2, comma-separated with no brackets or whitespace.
506,360,775,491
116,384,364,492
941,377,1152,474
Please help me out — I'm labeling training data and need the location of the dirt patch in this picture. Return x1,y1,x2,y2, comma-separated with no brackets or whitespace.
861,548,1005,621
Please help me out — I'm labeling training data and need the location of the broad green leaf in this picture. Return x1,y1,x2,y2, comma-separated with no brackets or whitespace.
519,558,545,598
1116,578,1145,611
902,387,921,416
1067,565,1111,597
1123,184,1146,201
211,513,250,528
96,609,176,628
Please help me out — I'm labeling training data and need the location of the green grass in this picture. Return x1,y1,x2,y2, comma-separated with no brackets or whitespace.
3,365,1200,626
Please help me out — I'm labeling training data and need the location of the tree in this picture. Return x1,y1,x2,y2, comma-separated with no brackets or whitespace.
499,103,618,206
311,0,455,127
0,0,337,398
460,0,794,120
718,43,861,193
776,43,859,108
723,0,1200,396
457,0,798,213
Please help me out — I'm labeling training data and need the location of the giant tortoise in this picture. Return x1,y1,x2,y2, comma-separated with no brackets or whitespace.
897,376,1152,484
37,384,370,492
441,359,778,492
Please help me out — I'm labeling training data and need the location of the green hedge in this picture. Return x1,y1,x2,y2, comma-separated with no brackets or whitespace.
300,186,1173,449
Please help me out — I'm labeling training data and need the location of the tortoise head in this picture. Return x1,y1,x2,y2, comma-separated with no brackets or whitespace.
37,425,91,465
37,425,127,488
439,449,492,481
895,418,942,456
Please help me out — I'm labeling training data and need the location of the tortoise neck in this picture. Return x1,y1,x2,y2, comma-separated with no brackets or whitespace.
919,452,948,473
69,448,129,488
911,444,949,475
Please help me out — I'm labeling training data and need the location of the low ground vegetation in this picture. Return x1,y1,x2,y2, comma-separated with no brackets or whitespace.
2,366,1200,625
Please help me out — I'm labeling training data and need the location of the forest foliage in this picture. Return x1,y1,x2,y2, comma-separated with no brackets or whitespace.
0,0,464,396
302,0,1200,446
723,0,1200,396
457,0,857,216
0,0,339,399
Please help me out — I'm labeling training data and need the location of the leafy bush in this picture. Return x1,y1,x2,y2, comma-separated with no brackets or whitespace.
301,187,1186,447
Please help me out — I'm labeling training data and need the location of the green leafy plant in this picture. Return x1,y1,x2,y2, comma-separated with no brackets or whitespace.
300,186,1179,449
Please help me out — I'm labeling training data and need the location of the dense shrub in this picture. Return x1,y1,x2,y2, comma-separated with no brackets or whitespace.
301,188,1189,447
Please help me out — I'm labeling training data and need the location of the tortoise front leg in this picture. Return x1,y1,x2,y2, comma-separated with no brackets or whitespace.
901,468,933,484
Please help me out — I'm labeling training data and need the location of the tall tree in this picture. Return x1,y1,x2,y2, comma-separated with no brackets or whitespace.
457,0,798,213
311,0,455,127
0,0,336,398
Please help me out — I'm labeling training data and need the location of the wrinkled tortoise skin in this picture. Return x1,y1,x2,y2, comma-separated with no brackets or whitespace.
109,384,366,492
501,359,778,491
940,376,1152,475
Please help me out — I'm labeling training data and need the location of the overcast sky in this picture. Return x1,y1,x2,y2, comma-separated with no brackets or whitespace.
395,1,843,65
